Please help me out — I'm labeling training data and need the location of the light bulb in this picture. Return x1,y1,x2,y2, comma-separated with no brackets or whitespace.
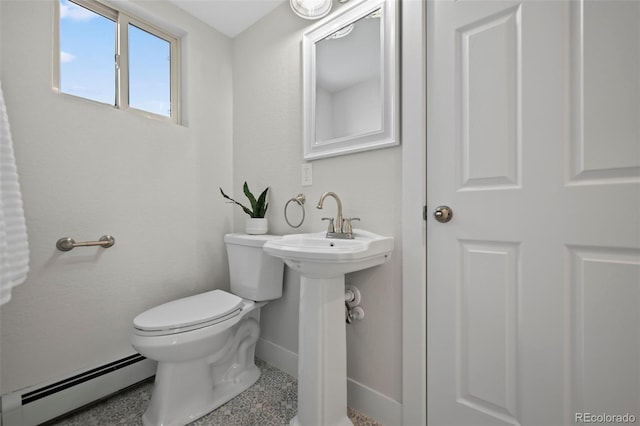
290,0,332,20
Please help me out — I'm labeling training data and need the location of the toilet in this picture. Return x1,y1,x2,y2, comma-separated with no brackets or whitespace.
131,234,284,426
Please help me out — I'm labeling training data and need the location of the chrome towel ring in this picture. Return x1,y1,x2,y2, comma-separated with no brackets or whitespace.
284,194,306,228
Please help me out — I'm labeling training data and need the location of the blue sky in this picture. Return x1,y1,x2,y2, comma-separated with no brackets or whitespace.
60,0,171,117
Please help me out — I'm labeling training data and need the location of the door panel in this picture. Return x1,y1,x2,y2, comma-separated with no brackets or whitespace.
570,246,640,416
457,5,521,190
427,1,640,425
458,240,520,424
572,1,640,181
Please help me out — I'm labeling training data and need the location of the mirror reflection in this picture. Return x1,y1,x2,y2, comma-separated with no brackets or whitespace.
315,10,382,143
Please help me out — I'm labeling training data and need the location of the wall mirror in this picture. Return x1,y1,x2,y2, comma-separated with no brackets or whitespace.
302,0,398,160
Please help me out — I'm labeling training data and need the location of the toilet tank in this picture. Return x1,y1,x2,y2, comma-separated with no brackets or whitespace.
224,234,284,301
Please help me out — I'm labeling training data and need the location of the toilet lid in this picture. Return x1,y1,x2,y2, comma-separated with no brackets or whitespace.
133,290,244,333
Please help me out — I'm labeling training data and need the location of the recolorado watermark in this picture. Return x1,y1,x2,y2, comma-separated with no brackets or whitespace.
576,413,637,423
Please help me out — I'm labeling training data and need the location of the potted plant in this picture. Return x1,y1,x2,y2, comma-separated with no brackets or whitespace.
220,182,270,235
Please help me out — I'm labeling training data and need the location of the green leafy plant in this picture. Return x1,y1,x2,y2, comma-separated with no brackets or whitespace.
219,182,269,218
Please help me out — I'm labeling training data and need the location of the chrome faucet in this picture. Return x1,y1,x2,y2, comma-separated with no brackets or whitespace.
317,191,344,235
316,192,359,239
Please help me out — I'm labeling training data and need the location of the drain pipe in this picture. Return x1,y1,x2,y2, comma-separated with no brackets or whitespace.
345,285,365,323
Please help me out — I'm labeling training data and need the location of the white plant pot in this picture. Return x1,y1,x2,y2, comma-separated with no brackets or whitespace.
246,218,268,235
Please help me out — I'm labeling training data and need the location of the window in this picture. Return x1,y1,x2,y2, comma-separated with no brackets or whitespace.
56,0,180,122
128,24,172,117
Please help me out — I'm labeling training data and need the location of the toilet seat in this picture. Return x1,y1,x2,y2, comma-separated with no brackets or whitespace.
133,290,244,336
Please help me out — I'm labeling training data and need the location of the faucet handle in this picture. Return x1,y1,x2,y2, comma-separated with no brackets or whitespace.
322,217,335,233
344,217,360,234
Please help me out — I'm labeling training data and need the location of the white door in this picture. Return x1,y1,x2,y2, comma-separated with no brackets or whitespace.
427,0,640,425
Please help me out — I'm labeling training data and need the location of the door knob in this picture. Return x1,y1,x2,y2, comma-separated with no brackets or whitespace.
433,205,453,223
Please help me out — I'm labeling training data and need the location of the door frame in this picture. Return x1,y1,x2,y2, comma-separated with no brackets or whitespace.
401,0,427,424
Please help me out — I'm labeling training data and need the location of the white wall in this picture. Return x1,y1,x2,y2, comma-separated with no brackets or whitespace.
0,0,233,393
317,78,381,142
232,2,403,405
332,77,381,139
316,86,333,142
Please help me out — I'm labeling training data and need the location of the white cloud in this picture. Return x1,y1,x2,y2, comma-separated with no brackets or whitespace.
60,1,96,22
60,51,76,63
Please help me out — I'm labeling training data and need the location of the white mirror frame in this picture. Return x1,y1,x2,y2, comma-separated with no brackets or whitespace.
302,0,398,160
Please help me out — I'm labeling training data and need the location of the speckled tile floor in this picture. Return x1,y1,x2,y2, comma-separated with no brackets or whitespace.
47,359,383,426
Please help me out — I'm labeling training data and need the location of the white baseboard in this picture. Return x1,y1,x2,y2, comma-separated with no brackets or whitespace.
255,337,402,426
347,378,402,426
1,355,156,426
256,337,299,378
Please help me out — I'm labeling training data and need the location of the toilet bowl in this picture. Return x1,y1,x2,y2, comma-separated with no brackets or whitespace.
131,234,284,426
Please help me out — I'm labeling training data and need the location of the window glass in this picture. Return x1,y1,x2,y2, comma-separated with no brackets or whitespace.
128,24,172,117
59,0,116,105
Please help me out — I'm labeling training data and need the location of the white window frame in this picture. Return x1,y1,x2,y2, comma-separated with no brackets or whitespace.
53,0,181,124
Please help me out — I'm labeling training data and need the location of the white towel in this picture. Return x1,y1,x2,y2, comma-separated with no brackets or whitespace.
0,80,29,305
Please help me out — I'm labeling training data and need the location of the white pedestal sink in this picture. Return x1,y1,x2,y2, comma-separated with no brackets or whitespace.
263,230,394,426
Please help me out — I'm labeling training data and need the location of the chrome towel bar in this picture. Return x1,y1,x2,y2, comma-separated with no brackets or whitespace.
56,235,115,252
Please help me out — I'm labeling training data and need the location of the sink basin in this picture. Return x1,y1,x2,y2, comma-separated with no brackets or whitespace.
263,229,393,278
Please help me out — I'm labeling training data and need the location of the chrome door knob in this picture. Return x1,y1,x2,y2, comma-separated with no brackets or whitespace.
433,205,453,223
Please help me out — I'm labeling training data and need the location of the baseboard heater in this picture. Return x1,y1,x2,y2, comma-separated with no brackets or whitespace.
1,354,156,426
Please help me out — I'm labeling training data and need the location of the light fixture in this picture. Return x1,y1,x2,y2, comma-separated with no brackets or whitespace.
325,23,353,40
290,0,332,20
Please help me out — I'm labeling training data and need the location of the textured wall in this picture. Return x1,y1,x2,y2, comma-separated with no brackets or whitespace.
0,0,233,393
232,3,403,402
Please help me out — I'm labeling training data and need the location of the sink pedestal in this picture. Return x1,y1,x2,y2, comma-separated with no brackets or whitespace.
290,275,353,426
